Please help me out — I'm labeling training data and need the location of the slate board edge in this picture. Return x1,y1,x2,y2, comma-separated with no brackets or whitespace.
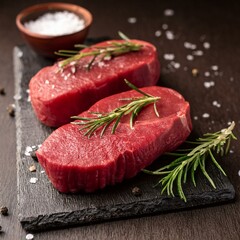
13,45,236,232
20,186,235,232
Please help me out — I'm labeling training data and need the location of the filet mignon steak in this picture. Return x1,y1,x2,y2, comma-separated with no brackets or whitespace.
29,39,160,127
36,86,192,193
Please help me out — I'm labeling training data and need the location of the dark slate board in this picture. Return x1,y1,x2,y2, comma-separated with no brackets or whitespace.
13,45,235,232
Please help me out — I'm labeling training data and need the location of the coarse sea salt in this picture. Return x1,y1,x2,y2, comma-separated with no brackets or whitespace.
204,71,210,77
128,17,137,24
163,53,175,60
30,177,38,184
162,23,168,30
212,100,221,108
203,42,211,49
164,9,175,16
204,81,215,88
165,30,175,40
238,170,240,177
184,42,197,50
24,11,85,36
202,113,210,118
26,233,34,240
186,55,194,61
155,30,162,37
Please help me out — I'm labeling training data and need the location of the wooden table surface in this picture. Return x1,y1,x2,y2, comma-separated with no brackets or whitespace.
1,0,240,239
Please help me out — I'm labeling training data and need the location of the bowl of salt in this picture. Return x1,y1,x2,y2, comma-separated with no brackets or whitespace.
16,2,92,58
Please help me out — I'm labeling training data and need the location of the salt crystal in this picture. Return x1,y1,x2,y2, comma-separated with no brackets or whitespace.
41,170,45,174
98,61,105,68
71,66,76,74
203,42,211,49
24,11,85,36
230,77,234,82
238,170,240,176
51,85,55,89
211,65,219,71
163,53,175,60
204,81,215,88
193,50,203,56
45,80,49,84
128,17,137,24
193,116,198,120
155,30,162,37
202,113,210,118
164,9,175,16
184,42,197,50
173,62,181,69
162,24,168,30
26,233,34,240
165,30,175,40
17,50,23,58
25,146,33,156
186,55,194,61
204,71,210,77
230,150,234,154
30,177,38,184
13,94,22,101
212,100,221,108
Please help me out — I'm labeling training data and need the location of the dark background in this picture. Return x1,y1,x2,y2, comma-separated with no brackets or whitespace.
1,0,240,239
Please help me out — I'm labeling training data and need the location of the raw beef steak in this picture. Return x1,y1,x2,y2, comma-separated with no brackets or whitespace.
29,39,160,127
36,86,192,193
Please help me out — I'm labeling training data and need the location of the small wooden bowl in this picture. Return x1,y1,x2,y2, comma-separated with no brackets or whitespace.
16,2,92,58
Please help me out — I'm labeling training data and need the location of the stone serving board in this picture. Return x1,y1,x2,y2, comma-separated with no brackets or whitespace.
13,45,235,232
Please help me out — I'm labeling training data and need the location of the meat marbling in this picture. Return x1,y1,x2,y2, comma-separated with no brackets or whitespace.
36,86,192,193
29,39,160,127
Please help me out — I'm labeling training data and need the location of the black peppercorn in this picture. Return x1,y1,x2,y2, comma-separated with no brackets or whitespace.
0,87,5,95
0,206,8,216
7,104,15,117
131,186,142,196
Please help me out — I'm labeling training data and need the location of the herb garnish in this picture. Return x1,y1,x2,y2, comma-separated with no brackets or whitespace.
71,80,160,138
56,32,142,70
143,122,237,202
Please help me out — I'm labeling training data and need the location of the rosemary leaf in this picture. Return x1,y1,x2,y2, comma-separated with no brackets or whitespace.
71,80,160,137
143,122,237,202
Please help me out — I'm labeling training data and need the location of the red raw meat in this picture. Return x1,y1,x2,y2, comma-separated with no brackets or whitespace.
29,39,160,127
36,86,192,193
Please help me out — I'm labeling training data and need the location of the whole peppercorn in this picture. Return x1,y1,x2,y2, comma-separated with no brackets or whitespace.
131,186,142,196
0,206,8,216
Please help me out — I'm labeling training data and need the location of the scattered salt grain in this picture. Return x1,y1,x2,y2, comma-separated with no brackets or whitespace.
192,50,203,56
98,61,105,68
26,233,34,240
212,100,221,108
211,65,219,71
164,9,175,16
165,30,175,40
230,150,234,154
204,81,215,88
30,177,38,184
155,30,162,37
186,55,194,61
128,17,137,24
24,11,85,36
203,42,211,49
17,50,23,58
238,170,240,177
13,93,22,101
45,80,49,84
193,116,198,120
202,113,210,118
41,170,45,174
51,85,55,89
71,66,76,74
184,42,197,50
172,62,181,69
204,71,210,77
25,146,33,156
162,24,168,30
163,53,175,60
230,77,234,82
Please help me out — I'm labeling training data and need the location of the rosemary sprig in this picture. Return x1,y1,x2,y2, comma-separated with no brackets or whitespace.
143,122,237,202
56,32,142,70
71,80,160,138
